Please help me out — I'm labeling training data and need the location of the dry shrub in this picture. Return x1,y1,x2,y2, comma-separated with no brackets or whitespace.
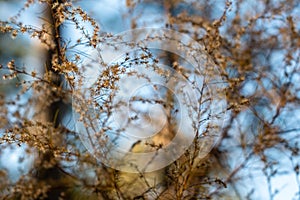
0,0,300,199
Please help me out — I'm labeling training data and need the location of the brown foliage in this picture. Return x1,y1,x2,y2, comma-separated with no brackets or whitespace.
0,0,300,199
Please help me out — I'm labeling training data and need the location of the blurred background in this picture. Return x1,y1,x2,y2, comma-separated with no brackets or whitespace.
1,0,300,199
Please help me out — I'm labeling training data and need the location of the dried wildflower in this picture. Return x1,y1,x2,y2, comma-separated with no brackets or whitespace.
7,60,15,70
20,26,27,33
31,71,36,77
11,30,18,39
0,0,300,199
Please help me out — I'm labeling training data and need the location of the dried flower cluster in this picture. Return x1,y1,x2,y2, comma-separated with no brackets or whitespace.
0,0,300,199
